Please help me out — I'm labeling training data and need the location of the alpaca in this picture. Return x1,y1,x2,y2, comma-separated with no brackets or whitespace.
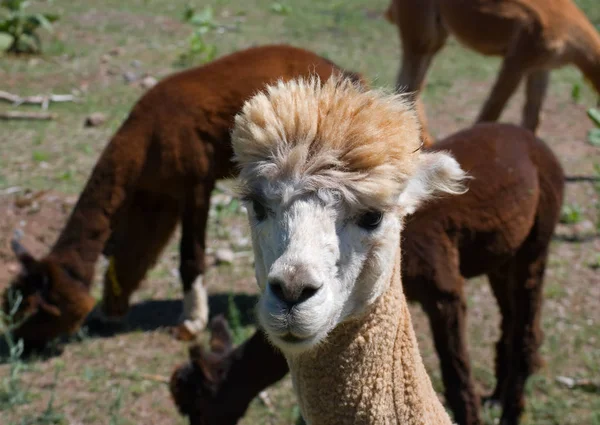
170,315,288,425
385,0,600,145
229,76,468,424
170,123,564,425
2,45,365,350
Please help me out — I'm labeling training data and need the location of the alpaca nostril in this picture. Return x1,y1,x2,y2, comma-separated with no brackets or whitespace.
268,278,286,303
268,278,320,306
298,286,319,303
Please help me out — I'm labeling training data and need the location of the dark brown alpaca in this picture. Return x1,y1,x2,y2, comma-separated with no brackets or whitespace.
2,44,365,349
385,0,600,146
170,123,565,425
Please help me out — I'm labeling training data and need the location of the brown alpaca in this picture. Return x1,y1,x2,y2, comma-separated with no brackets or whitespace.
385,0,600,145
170,123,565,425
2,44,365,350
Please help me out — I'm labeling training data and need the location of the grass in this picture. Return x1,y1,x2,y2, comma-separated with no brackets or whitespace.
0,293,66,425
0,293,31,412
0,0,599,424
560,203,584,224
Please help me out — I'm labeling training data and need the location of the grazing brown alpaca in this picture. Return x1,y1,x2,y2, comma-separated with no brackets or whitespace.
2,44,365,350
385,0,600,144
170,123,565,425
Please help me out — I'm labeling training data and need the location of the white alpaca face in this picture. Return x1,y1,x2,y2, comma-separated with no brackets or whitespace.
243,152,466,355
245,184,401,354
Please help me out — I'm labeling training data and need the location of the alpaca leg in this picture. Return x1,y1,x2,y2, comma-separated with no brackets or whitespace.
522,69,550,133
399,46,448,145
390,0,447,147
416,98,435,148
476,59,525,124
100,191,179,321
175,181,214,340
498,245,548,425
484,266,516,407
396,51,435,95
397,52,438,147
423,288,482,425
476,29,540,125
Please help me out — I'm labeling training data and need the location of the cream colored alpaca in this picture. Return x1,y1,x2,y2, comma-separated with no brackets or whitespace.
231,76,468,424
386,0,600,145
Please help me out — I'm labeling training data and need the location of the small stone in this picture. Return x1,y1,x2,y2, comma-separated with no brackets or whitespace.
131,59,142,68
108,47,123,56
212,193,233,206
7,262,19,273
123,71,138,83
215,248,235,265
140,76,157,89
575,220,595,233
64,196,77,205
235,237,250,248
84,112,107,128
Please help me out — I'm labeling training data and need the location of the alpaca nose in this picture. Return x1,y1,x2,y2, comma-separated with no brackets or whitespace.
267,277,320,307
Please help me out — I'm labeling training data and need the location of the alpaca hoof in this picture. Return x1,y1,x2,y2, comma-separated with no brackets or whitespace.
87,304,127,326
481,395,502,409
170,318,208,342
169,324,196,342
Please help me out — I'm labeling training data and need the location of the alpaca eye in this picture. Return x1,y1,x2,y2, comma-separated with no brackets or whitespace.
252,200,267,222
357,211,383,230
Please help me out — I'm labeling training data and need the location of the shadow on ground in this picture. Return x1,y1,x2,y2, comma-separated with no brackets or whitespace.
565,175,600,183
0,292,258,362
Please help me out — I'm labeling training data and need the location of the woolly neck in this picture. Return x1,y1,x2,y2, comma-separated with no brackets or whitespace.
287,250,452,425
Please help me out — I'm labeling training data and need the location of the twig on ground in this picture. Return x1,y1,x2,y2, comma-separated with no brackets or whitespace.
0,90,76,110
0,111,57,121
556,376,600,393
0,187,22,196
112,371,170,384
259,390,276,415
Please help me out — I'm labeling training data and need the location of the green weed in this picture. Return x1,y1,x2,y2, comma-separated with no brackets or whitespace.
269,2,292,15
596,164,600,232
571,82,581,103
589,108,600,146
18,365,66,425
0,291,31,411
31,150,48,162
0,0,59,54
176,5,218,67
0,291,66,425
560,203,583,224
227,292,245,344
108,386,125,425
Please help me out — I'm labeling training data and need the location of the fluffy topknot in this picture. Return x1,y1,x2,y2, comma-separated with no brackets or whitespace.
231,75,422,210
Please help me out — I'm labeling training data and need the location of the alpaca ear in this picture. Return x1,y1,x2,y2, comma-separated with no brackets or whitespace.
11,238,37,272
398,151,468,215
209,314,234,355
189,344,231,386
35,292,62,317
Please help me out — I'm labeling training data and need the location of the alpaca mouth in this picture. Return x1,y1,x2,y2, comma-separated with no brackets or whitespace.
280,333,308,344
